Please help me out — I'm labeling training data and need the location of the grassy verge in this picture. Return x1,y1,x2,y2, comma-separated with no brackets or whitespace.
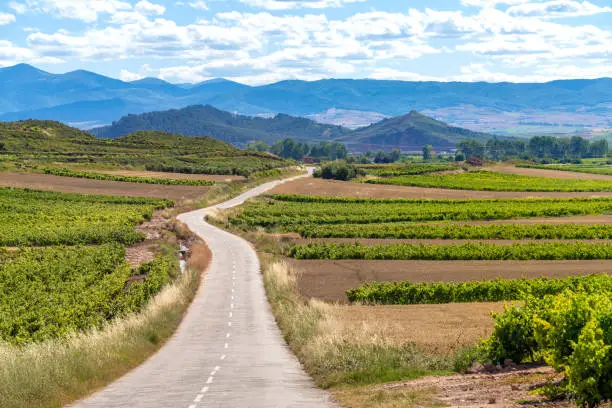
0,260,201,408
261,257,454,391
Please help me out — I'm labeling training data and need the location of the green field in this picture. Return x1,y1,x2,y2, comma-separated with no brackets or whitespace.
287,241,612,261
0,187,177,345
363,170,612,191
231,194,612,227
357,163,457,177
43,168,216,186
0,120,290,176
517,163,612,176
295,221,612,239
0,187,171,246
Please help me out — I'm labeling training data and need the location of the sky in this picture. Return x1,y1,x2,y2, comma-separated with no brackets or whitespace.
0,0,610,85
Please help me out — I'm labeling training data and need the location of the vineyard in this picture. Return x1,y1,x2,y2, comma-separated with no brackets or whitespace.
0,187,178,345
357,163,457,177
0,121,291,176
517,163,612,176
364,170,612,191
43,168,216,186
231,194,612,227
0,187,171,246
287,241,612,261
346,274,612,304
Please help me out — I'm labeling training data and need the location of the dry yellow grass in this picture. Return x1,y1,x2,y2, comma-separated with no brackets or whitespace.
328,303,509,355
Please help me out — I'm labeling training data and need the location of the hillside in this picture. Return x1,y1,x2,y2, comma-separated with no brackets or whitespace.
0,120,289,175
1,64,610,136
90,105,350,145
339,111,494,150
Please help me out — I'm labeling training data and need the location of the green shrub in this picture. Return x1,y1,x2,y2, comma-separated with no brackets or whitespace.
314,161,363,181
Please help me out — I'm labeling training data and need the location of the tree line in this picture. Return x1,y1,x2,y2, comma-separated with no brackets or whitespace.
247,138,347,161
457,136,608,162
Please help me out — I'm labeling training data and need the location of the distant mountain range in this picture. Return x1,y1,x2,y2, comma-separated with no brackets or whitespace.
1,64,610,136
90,104,493,150
91,105,349,145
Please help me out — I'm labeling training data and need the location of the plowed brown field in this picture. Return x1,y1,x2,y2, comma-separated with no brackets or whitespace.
487,164,612,180
0,172,210,200
290,259,612,302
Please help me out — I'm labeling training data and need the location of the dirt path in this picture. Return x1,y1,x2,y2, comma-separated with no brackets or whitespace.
270,177,612,199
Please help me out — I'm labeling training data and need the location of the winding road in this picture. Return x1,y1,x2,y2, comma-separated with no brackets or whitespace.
73,171,332,408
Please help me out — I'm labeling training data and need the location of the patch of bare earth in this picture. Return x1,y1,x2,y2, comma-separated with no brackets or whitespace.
0,172,210,200
329,302,508,354
125,211,171,267
269,177,612,199
340,366,576,408
97,170,245,182
487,164,612,181
289,259,612,302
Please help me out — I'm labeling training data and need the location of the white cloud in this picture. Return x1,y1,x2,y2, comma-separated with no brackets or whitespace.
23,0,132,22
0,13,16,25
188,1,208,9
240,0,366,10
8,2,26,14
507,0,612,18
135,1,165,15
119,68,144,81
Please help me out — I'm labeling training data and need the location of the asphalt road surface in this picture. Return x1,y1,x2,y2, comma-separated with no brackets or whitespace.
72,170,332,408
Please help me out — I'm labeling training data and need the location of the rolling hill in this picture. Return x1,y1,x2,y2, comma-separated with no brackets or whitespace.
1,64,610,136
339,111,494,151
0,120,290,175
90,104,350,145
89,105,495,150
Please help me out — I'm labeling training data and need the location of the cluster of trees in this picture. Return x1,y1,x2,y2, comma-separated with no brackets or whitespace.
457,136,609,162
247,138,347,161
313,161,363,181
346,149,402,164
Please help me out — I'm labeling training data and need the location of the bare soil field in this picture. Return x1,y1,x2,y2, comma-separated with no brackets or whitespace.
270,177,612,199
98,170,245,182
488,164,612,181
0,172,210,200
329,302,507,354
289,259,612,302
333,366,600,408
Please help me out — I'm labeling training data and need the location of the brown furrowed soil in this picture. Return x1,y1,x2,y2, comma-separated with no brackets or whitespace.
487,164,612,181
97,170,245,182
269,177,612,199
289,259,612,302
329,302,507,354
332,366,603,408
0,172,210,200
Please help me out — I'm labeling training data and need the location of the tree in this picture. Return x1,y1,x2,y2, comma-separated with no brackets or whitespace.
422,145,434,161
246,141,269,152
457,139,485,159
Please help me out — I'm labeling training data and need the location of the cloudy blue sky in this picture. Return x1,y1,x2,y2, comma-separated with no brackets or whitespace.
0,0,610,84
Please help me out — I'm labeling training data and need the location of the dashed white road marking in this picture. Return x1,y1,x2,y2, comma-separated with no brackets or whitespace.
226,333,230,338
194,394,203,402
220,355,226,360
201,386,209,393
229,312,233,318
230,303,234,309
228,322,232,327
206,376,214,384
224,343,229,349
